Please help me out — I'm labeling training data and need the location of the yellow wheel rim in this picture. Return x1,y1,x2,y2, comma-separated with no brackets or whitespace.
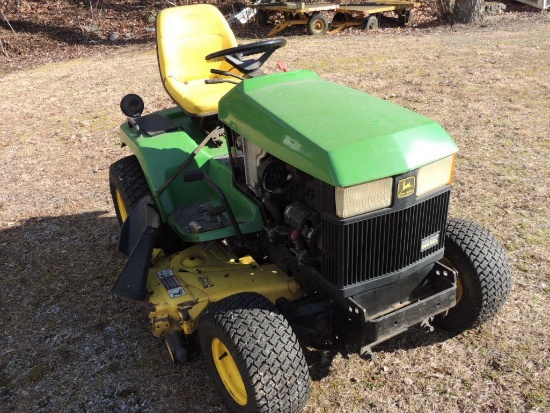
212,338,247,406
115,189,128,222
455,274,463,303
314,21,324,31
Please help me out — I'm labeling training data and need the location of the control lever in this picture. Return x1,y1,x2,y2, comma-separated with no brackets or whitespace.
210,69,245,80
205,78,239,85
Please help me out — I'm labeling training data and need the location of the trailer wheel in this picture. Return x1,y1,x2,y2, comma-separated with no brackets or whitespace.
198,292,311,413
307,14,329,35
109,155,150,226
397,9,412,26
435,219,512,332
364,15,379,31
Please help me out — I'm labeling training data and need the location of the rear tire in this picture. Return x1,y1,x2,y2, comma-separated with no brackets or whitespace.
198,292,311,413
109,155,150,226
435,219,512,332
109,155,183,254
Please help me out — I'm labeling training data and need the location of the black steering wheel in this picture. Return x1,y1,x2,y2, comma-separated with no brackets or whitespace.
205,38,287,75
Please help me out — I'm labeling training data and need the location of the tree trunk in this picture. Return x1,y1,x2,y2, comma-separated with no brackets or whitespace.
453,0,484,23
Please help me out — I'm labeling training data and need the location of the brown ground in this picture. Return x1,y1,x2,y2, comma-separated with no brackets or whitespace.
1,3,549,413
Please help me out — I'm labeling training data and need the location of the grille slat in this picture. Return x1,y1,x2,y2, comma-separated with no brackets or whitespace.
322,191,450,289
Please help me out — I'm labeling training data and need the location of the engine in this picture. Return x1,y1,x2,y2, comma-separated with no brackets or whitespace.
228,131,452,300
229,135,324,280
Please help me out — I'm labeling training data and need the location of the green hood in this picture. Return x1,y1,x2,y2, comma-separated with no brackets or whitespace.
219,70,458,187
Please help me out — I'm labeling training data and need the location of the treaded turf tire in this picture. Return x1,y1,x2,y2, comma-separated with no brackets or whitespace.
109,155,150,227
109,155,183,253
435,218,512,332
198,292,311,413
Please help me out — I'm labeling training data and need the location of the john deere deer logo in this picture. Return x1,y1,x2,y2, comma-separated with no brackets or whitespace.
397,176,416,198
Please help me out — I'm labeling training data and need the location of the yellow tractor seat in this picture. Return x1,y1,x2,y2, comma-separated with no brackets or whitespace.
156,5,241,116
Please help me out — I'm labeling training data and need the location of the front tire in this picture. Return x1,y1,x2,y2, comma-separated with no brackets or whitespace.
198,293,311,413
435,219,512,332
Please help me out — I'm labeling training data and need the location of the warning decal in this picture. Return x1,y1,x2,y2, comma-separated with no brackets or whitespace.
198,276,214,289
156,269,187,299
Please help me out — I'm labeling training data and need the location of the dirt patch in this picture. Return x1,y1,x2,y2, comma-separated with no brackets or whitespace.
1,9,549,413
0,0,543,72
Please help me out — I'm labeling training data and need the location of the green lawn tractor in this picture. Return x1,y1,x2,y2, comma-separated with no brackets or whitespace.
109,4,512,413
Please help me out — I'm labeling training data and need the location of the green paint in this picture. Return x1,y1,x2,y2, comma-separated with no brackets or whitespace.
120,71,458,241
119,107,262,242
219,71,458,187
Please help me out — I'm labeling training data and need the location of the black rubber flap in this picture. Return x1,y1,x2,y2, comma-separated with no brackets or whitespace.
113,195,160,301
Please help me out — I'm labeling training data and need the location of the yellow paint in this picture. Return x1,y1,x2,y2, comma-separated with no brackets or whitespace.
146,244,303,338
156,5,243,116
397,176,416,198
166,339,176,363
212,338,247,405
268,20,308,37
449,153,457,186
151,248,165,265
115,189,128,222
455,273,463,303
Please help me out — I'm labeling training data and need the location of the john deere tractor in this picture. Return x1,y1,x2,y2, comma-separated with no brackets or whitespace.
109,4,512,413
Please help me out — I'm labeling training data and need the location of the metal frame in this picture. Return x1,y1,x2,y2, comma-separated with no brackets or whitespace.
252,1,420,36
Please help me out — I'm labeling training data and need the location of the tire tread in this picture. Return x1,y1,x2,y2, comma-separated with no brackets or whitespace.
438,218,512,331
109,155,150,225
200,293,311,413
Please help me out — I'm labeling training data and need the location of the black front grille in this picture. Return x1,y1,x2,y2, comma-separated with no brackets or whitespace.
322,190,450,290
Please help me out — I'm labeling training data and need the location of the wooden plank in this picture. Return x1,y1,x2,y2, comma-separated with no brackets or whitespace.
338,2,419,14
254,2,338,12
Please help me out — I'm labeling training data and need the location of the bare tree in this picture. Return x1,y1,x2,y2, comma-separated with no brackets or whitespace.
453,0,484,23
440,0,485,23
0,1,16,32
0,0,17,57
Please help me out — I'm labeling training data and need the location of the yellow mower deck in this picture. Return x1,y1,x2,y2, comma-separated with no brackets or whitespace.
146,244,304,338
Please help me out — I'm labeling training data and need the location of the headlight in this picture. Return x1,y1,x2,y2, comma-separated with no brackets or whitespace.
416,154,456,197
335,177,393,218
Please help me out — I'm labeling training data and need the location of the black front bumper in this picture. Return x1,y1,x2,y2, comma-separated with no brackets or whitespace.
335,261,457,354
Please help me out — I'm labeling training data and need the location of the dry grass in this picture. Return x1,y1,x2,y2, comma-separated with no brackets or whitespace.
1,13,549,413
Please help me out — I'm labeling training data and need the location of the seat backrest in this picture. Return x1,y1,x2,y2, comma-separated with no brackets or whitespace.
157,5,238,114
